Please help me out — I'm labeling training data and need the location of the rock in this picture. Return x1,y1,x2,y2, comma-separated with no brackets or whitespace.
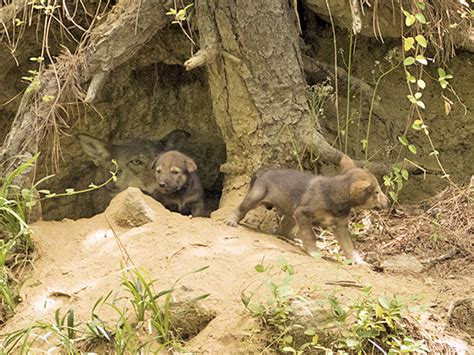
289,299,337,347
105,187,163,228
382,254,423,273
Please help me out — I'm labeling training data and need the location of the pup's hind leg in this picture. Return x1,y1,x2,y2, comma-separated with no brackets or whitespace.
293,207,318,254
279,215,296,240
225,184,266,227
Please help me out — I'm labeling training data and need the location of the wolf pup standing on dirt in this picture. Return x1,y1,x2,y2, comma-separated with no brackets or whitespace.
152,150,205,217
225,155,390,264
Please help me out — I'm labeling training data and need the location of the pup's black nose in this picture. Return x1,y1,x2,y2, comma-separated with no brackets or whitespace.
158,182,166,188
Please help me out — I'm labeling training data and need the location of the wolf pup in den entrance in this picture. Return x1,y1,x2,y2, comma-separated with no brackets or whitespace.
152,150,205,217
78,130,190,212
225,155,390,264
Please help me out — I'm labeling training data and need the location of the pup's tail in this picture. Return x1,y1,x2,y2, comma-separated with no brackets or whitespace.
250,168,268,187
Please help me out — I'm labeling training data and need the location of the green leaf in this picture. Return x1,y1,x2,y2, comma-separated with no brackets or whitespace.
401,169,409,180
241,295,250,306
416,2,426,10
247,302,265,315
416,100,426,109
412,119,423,130
407,95,417,104
379,296,390,309
415,34,427,48
389,191,398,202
26,201,36,208
414,92,422,99
403,56,415,66
440,80,448,89
345,338,360,348
403,37,415,51
417,79,426,89
65,188,75,194
415,55,428,65
376,304,383,318
304,329,316,336
408,144,417,154
398,136,409,146
437,68,446,78
415,13,427,24
255,264,265,273
404,12,416,27
406,72,417,83
281,346,296,353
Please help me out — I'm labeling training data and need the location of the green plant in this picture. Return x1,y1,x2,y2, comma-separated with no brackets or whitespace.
400,2,464,193
166,2,196,48
329,287,429,354
1,265,210,353
0,154,117,319
242,259,329,353
383,166,410,203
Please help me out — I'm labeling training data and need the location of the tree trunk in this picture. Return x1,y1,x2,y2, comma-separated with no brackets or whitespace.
193,0,348,208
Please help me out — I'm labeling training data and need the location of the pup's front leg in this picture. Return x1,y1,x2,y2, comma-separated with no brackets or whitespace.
190,199,205,217
293,208,318,254
333,221,367,265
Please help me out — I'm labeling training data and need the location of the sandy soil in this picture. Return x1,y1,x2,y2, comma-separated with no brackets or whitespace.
2,188,472,352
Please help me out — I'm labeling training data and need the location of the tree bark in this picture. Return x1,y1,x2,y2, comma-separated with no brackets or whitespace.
192,0,347,208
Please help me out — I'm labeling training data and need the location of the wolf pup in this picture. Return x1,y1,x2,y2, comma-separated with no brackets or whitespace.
225,155,390,264
152,150,205,217
78,130,190,212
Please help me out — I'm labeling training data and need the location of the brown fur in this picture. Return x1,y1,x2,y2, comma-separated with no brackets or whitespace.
152,150,205,217
225,155,390,264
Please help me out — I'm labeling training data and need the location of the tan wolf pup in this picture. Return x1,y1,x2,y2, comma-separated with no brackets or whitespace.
225,155,390,264
152,150,205,217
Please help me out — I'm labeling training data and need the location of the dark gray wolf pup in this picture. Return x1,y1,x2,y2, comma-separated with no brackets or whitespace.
225,155,390,264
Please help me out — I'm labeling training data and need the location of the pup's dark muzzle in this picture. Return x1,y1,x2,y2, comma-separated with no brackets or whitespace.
156,183,179,194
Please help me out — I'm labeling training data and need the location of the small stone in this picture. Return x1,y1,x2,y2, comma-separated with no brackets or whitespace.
105,187,160,228
382,254,424,273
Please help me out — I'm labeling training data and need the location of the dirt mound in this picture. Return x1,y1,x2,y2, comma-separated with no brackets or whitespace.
1,186,472,352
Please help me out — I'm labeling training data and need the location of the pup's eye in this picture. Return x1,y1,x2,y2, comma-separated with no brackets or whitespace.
156,168,162,174
130,159,143,166
171,170,180,175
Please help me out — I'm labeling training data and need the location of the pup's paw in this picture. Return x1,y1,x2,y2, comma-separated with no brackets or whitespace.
350,251,369,266
224,217,239,227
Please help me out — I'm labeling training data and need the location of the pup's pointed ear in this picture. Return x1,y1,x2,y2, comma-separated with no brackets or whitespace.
350,180,372,200
185,158,197,173
340,155,356,173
